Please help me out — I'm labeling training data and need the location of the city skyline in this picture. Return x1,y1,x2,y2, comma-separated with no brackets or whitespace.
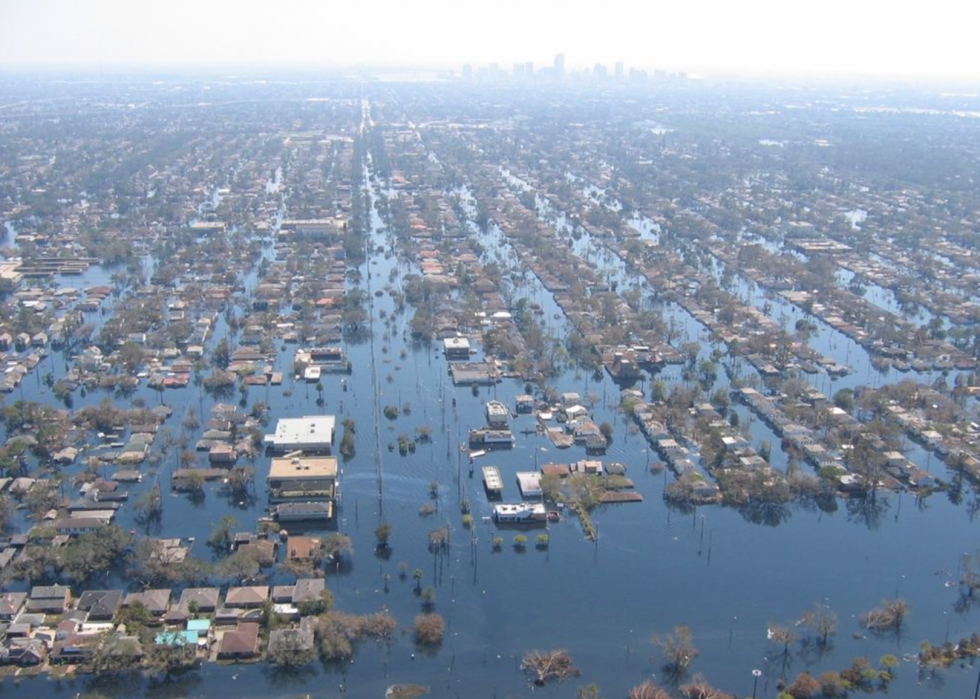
1,0,980,82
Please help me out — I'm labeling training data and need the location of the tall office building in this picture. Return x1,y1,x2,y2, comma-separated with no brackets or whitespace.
615,61,624,78
525,61,534,76
462,64,473,80
554,54,565,76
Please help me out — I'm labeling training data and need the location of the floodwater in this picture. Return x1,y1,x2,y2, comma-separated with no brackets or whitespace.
4,156,980,699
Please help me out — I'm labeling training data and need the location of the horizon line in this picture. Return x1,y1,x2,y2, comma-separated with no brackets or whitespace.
1,62,979,88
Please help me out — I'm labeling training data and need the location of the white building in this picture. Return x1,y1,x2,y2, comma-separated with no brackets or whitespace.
485,401,510,428
516,472,543,499
264,416,336,453
443,337,471,360
493,502,547,524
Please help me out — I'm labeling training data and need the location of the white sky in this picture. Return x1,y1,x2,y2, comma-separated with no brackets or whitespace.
1,0,979,81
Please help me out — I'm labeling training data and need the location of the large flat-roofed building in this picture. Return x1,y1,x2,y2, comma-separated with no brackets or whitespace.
443,336,471,360
450,361,497,385
276,501,332,522
278,219,341,240
0,262,23,287
264,416,335,453
267,454,338,503
516,471,543,499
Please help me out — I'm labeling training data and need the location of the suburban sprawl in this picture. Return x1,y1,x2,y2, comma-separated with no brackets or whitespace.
0,72,977,698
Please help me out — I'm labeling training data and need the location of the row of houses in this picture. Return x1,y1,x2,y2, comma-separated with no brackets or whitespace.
0,577,326,666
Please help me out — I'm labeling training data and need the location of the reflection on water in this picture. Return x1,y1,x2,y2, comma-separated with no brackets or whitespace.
6,158,980,699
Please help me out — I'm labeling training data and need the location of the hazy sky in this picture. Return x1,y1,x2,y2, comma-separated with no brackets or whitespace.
1,0,979,81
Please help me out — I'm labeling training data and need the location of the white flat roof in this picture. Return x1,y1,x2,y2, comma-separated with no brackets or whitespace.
265,416,335,448
516,471,542,496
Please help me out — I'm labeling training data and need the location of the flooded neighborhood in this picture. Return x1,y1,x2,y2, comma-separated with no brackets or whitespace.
0,68,977,699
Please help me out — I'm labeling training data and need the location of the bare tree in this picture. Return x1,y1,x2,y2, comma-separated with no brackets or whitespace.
768,623,796,657
801,604,838,647
652,625,699,675
678,675,733,699
520,649,581,685
628,680,672,699
861,598,910,632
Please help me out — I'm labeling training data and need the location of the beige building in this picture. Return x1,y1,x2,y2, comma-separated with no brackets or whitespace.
267,453,338,503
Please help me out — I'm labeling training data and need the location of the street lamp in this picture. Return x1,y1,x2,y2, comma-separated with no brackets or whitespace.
752,669,762,699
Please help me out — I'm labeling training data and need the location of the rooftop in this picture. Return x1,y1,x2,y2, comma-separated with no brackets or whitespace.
269,455,338,480
265,416,336,449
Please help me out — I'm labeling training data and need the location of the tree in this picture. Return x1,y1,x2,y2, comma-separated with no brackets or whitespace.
148,638,197,677
420,586,436,611
180,469,206,500
208,515,238,555
833,388,855,412
628,681,671,699
180,449,198,471
218,549,262,584
802,604,838,647
653,625,698,674
787,672,821,699
414,613,444,646
317,609,396,662
323,533,353,561
87,633,143,675
340,418,356,459
180,409,201,432
428,526,449,552
24,481,60,521
260,598,278,630
117,600,152,634
541,472,563,503
133,485,163,526
59,525,132,584
413,568,423,590
520,649,581,685
678,675,732,699
211,338,231,369
860,598,909,632
223,466,255,499
576,684,603,699
818,671,846,697
298,588,333,617
267,628,315,667
117,342,146,373
0,495,15,535
375,522,392,549
768,623,796,657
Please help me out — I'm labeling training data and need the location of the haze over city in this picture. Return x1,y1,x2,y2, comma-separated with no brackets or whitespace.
2,0,980,81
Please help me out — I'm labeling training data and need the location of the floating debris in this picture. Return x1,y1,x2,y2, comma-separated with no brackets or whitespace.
386,684,430,699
